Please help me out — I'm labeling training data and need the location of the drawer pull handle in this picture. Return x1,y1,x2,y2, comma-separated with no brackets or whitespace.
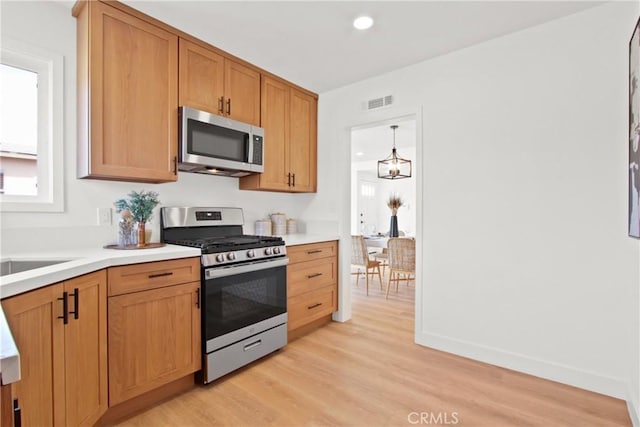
148,272,174,279
307,303,323,310
13,398,21,427
69,287,79,320
243,339,262,352
58,292,68,324
307,250,322,254
307,273,323,279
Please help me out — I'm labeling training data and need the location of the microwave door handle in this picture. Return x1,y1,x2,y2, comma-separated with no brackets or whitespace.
246,133,253,164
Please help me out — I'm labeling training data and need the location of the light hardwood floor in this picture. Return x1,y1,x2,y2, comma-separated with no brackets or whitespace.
117,273,630,426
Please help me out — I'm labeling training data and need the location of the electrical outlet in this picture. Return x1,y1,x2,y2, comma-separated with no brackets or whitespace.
97,207,112,226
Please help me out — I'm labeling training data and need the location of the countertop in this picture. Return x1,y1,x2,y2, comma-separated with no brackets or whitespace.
282,234,340,246
0,245,201,300
0,244,200,385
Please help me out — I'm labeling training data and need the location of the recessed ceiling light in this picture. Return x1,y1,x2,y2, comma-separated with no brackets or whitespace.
353,16,373,30
356,152,364,156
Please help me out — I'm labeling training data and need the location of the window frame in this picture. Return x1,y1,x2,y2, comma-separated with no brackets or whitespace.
0,37,63,212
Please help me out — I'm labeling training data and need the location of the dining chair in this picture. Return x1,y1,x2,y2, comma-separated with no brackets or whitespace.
374,248,389,276
351,235,383,295
386,237,415,299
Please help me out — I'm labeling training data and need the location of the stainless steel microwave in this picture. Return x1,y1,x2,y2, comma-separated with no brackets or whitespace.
179,106,264,177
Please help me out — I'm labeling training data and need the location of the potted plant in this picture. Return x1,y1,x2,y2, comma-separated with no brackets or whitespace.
387,193,403,237
115,190,160,247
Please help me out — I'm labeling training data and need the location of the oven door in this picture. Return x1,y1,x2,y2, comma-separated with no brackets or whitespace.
202,257,287,353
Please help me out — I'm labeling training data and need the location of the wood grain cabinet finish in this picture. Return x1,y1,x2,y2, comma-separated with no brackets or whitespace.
1,270,108,427
179,38,261,126
240,76,318,193
107,258,201,406
286,241,338,336
107,257,200,296
74,0,179,183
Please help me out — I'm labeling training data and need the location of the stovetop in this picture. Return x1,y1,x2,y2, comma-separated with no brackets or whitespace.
160,207,288,267
164,234,284,254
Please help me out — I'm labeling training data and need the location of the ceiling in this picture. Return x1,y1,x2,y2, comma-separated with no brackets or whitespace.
120,0,603,94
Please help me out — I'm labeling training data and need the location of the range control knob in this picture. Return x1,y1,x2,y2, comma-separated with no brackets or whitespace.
216,254,225,263
227,252,236,261
247,250,255,258
264,247,273,255
274,247,281,255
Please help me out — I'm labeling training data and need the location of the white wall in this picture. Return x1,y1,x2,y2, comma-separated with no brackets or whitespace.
317,0,640,405
0,1,328,254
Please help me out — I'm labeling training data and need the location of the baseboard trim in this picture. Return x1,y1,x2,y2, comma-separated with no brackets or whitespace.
628,384,640,427
416,331,627,400
628,400,639,427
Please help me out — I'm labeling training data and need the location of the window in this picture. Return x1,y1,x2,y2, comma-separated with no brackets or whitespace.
361,182,376,198
0,38,63,212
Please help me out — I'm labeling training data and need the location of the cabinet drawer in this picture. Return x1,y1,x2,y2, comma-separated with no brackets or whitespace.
108,257,200,296
287,285,337,331
287,257,337,298
286,241,337,264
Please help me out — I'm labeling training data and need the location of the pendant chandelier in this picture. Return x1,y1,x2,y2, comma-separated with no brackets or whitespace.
377,125,412,180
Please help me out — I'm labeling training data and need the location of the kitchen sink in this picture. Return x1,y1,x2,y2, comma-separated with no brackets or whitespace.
0,259,72,277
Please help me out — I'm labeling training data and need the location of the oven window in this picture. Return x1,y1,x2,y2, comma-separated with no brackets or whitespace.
188,119,249,162
203,265,286,341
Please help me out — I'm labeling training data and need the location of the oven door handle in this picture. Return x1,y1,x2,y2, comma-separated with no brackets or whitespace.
205,257,289,279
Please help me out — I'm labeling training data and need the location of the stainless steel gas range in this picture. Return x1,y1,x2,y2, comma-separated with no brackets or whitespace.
161,207,288,384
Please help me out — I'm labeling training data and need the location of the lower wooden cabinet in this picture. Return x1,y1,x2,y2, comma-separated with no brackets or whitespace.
286,241,338,337
1,270,107,427
107,259,201,406
0,382,15,427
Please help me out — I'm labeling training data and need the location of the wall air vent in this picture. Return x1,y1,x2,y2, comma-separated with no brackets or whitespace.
365,95,393,111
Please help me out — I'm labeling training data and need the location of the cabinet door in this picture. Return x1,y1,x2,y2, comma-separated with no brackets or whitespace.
178,39,225,115
89,1,178,182
108,282,201,405
2,284,65,427
224,59,261,126
63,271,107,427
289,88,317,193
241,76,290,191
1,383,12,427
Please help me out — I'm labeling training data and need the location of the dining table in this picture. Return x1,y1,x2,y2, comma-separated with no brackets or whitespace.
363,236,388,249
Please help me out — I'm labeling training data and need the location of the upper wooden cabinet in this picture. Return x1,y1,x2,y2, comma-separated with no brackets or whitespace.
73,0,317,185
74,1,179,183
179,39,261,126
1,271,108,427
240,76,317,193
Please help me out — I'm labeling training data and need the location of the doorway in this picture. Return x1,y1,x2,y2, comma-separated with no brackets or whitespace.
349,116,417,310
